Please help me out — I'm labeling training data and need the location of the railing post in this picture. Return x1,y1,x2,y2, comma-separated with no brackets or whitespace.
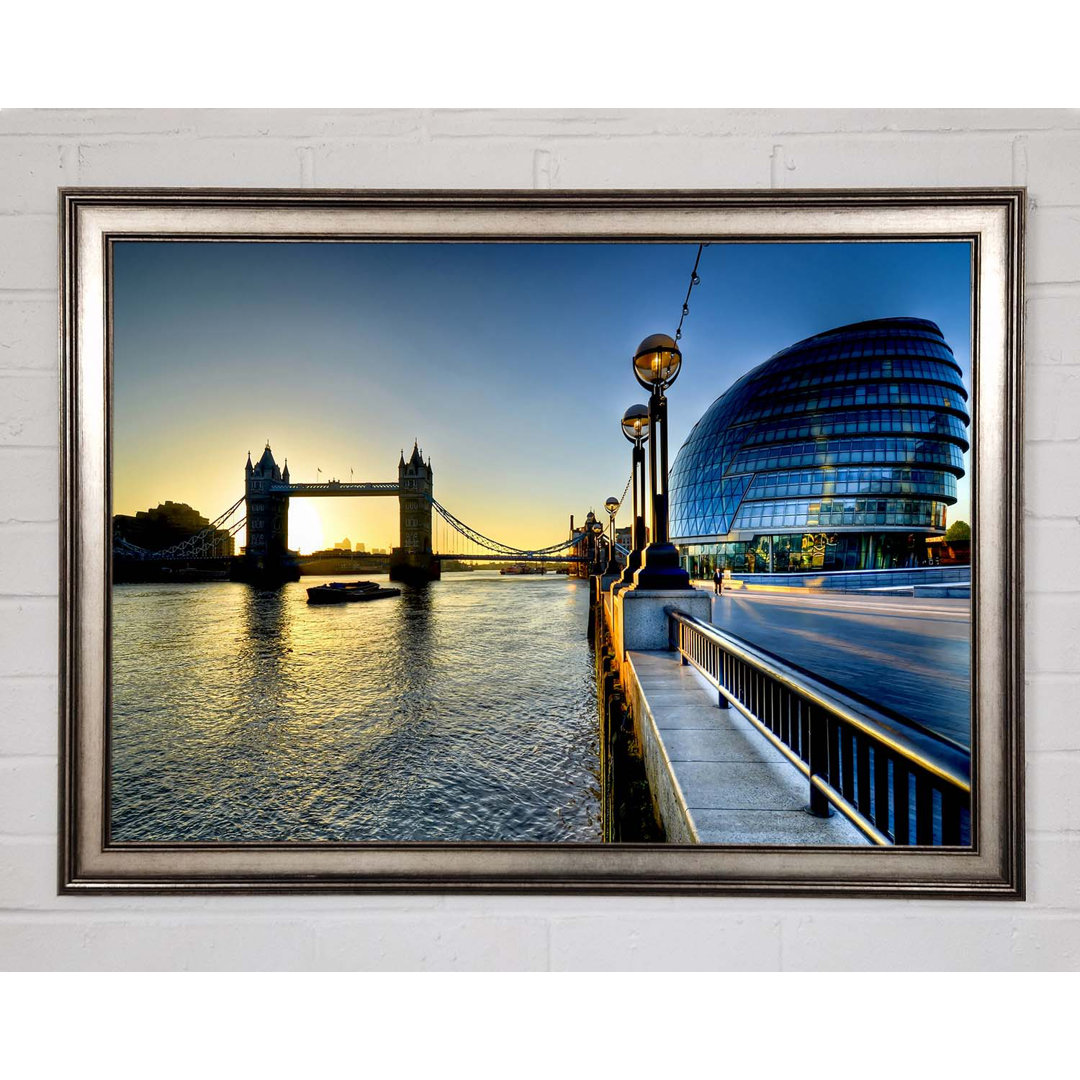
807,705,831,817
873,746,891,838
915,773,934,845
941,788,963,846
893,764,911,844
716,647,730,709
717,648,734,708
665,607,684,656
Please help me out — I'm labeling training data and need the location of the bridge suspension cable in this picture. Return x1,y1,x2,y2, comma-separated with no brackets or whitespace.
115,495,246,560
428,460,636,562
428,497,588,559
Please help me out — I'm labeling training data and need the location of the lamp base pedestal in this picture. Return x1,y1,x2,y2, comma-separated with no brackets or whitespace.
596,572,621,599
615,548,642,590
614,587,712,654
633,542,691,590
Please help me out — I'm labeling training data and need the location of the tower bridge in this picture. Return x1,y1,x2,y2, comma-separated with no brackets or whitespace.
112,440,622,583
244,440,439,584
113,440,619,583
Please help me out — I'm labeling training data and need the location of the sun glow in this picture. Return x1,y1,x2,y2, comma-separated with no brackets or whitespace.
288,501,324,554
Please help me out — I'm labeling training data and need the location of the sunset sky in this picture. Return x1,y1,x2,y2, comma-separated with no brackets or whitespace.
112,240,972,554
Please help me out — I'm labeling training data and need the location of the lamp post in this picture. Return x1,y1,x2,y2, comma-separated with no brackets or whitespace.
603,496,620,575
589,516,604,575
617,404,649,588
632,333,691,589
582,510,599,574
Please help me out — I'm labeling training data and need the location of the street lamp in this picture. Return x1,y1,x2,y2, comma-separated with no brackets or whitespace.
588,515,604,574
632,333,691,589
603,495,620,575
617,404,649,588
582,510,599,573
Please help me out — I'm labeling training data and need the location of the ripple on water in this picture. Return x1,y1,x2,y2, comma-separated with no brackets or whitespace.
110,573,602,842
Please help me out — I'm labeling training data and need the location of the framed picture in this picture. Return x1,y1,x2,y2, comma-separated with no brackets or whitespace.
59,188,1024,896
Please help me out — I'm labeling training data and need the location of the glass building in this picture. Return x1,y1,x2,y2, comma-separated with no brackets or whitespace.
668,317,969,576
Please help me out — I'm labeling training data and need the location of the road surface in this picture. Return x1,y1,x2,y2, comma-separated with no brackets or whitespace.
707,590,971,749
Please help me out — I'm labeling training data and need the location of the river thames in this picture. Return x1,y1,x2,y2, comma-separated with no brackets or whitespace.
111,572,601,843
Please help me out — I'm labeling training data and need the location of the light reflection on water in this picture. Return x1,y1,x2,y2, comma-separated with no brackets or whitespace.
111,572,601,842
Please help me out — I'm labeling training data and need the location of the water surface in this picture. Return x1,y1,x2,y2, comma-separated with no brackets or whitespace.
111,572,601,842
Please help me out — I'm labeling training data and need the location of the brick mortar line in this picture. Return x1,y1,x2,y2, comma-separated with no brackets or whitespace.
0,907,447,918
422,128,1080,142
0,131,189,140
4,126,1077,140
0,908,1076,922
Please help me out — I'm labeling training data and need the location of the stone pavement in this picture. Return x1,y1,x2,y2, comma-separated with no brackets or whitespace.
626,649,867,845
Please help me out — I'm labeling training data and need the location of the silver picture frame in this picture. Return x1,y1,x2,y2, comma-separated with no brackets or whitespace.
59,188,1025,896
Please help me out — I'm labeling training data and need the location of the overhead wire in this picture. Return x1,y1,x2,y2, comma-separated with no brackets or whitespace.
674,242,708,344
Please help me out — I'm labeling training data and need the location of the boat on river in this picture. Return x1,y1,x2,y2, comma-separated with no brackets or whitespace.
499,564,547,575
306,581,401,604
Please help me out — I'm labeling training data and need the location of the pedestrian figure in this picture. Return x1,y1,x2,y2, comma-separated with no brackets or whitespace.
713,567,723,595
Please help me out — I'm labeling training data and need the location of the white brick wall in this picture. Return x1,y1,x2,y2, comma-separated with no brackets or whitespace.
1,108,1077,971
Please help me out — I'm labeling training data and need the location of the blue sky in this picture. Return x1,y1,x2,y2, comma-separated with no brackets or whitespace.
112,240,972,551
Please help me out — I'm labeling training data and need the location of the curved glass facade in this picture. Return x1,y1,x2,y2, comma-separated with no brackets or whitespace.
668,317,969,574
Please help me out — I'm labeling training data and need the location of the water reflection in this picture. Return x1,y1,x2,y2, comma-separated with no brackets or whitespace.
111,573,601,843
391,583,437,709
236,585,294,716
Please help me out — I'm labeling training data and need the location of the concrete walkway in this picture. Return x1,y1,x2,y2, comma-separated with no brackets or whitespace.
626,649,866,845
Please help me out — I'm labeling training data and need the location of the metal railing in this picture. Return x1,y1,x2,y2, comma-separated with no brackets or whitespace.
667,609,971,846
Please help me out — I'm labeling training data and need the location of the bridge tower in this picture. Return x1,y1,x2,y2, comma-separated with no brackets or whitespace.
241,443,299,583
390,441,440,584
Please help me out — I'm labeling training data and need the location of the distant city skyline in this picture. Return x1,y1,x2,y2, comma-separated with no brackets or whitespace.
112,240,972,554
